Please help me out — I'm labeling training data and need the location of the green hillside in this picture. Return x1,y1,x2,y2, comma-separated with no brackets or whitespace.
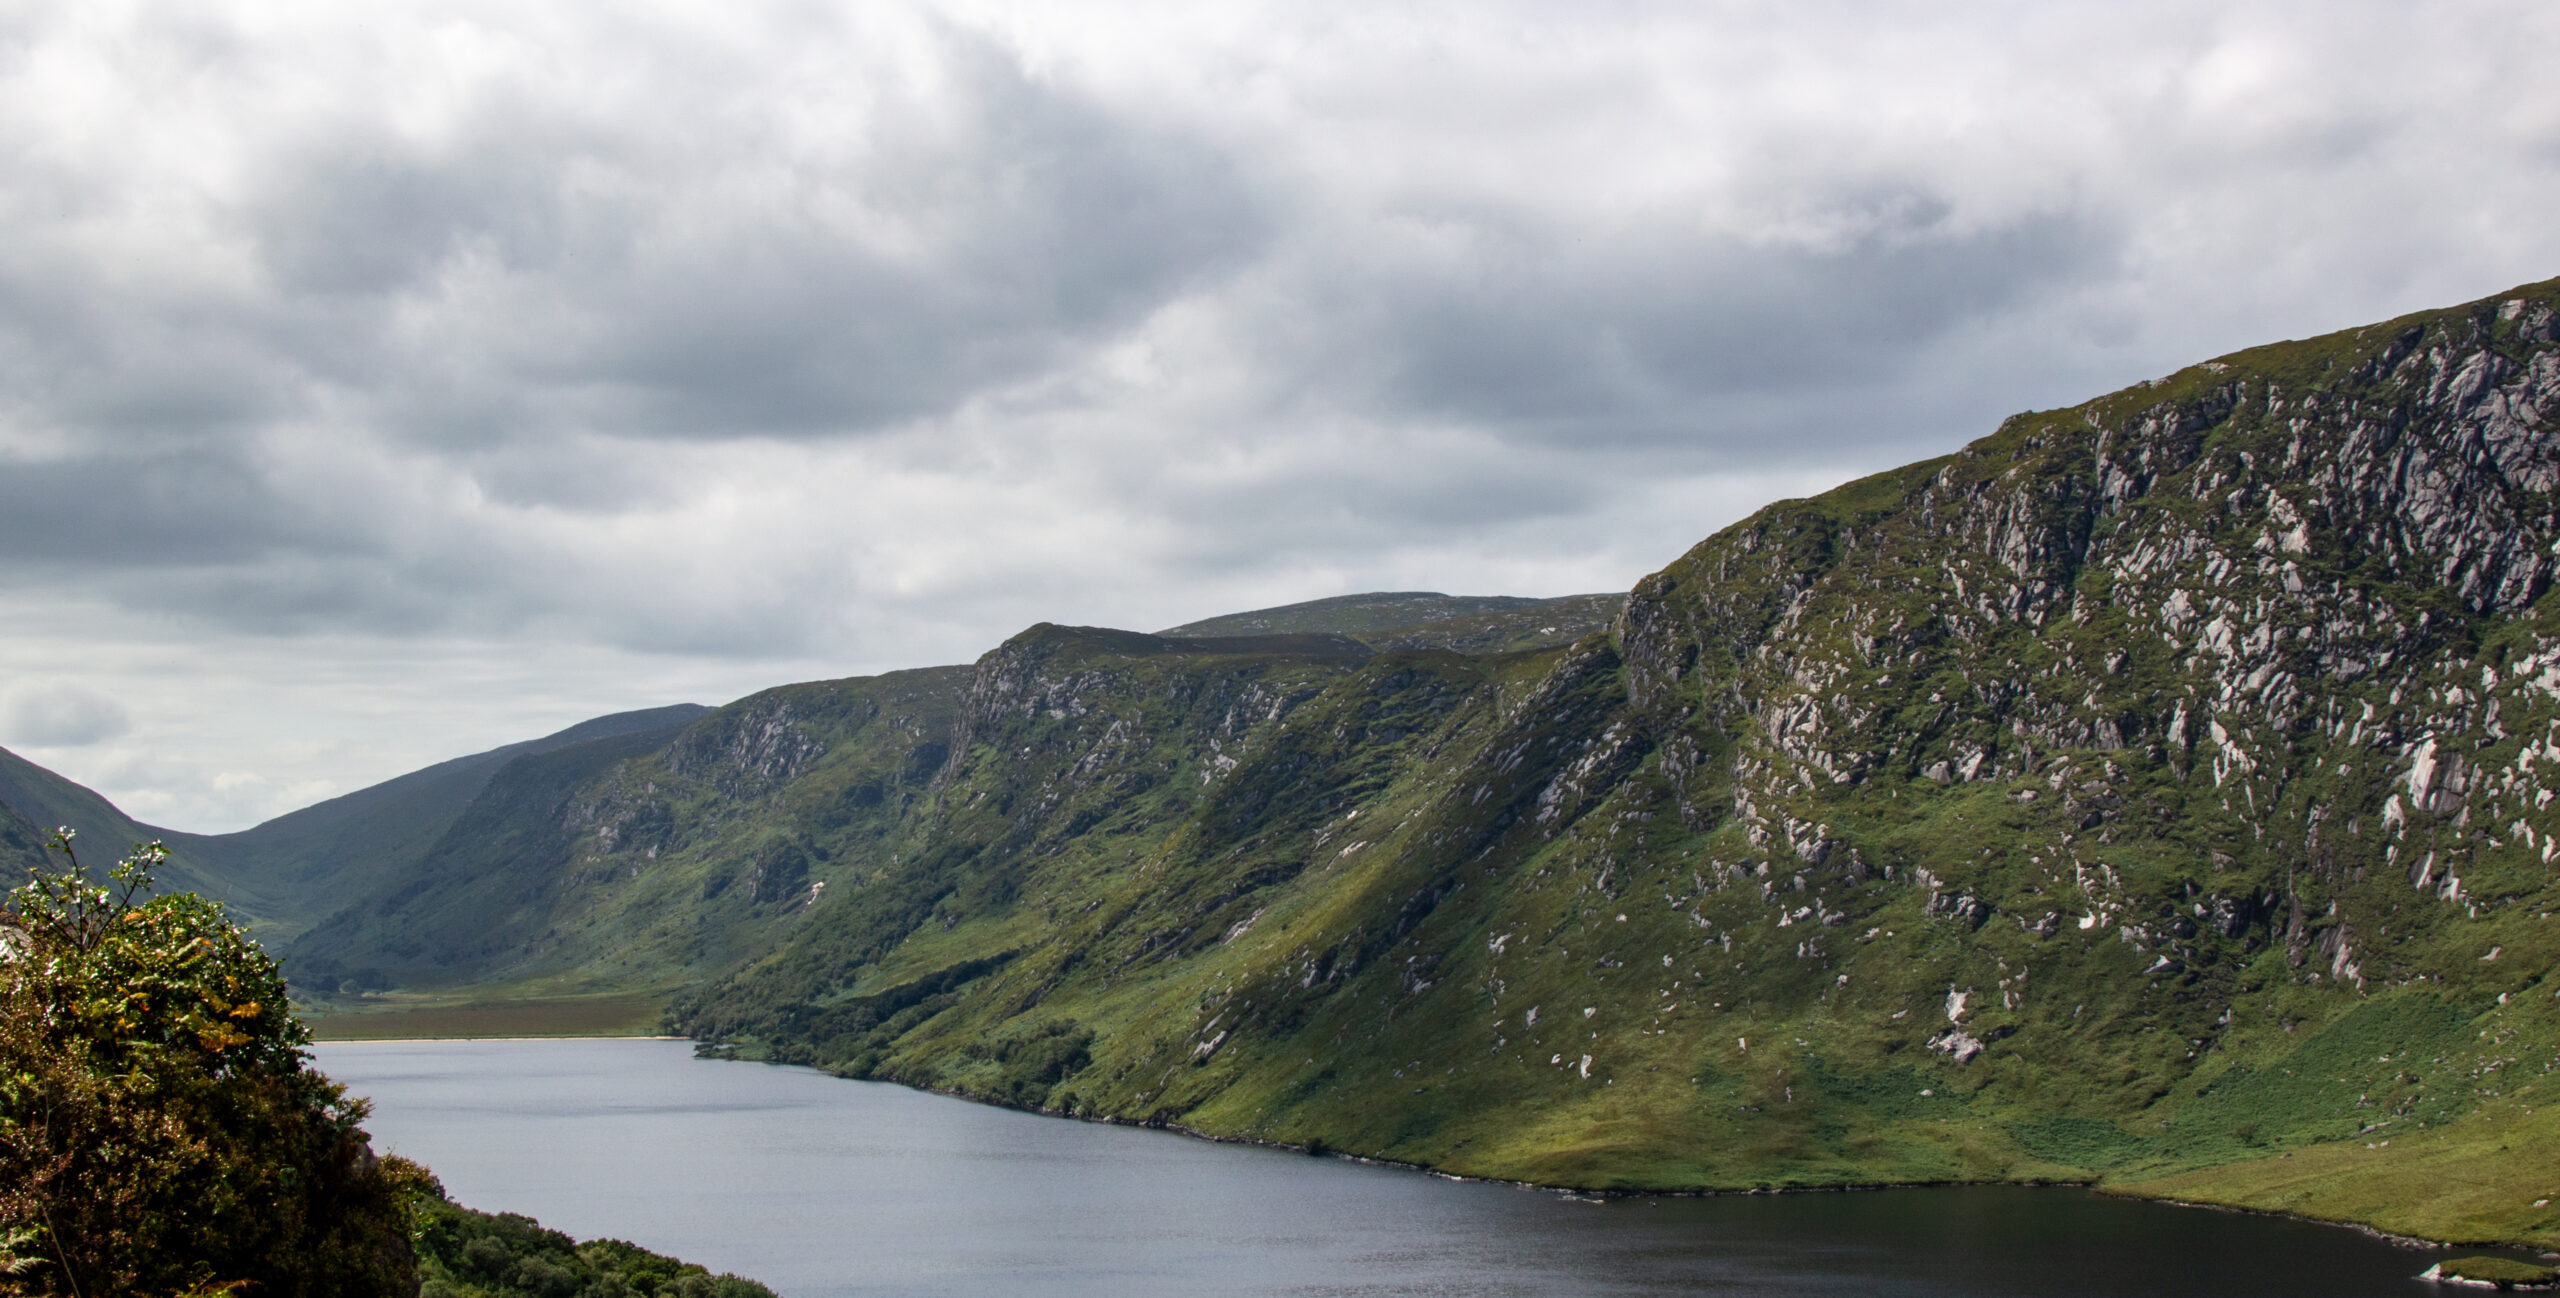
0,745,256,918
1353,591,1626,655
172,704,710,944
285,668,969,1004
1158,591,1603,638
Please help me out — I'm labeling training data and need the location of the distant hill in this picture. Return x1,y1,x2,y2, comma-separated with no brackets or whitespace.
0,744,248,910
1352,592,1626,655
270,608,1618,998
0,704,709,943
0,769,75,879
164,703,710,942
1158,591,1591,638
284,667,969,997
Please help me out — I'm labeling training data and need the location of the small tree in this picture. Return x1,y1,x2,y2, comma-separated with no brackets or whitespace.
0,831,421,1296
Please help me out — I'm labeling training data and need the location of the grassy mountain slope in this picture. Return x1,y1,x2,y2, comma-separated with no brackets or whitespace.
0,744,253,914
85,276,2560,1246
0,793,55,878
286,669,970,1000
164,704,709,943
276,621,1618,1009
1354,592,1626,655
648,275,2560,1249
0,706,710,947
1159,591,1591,638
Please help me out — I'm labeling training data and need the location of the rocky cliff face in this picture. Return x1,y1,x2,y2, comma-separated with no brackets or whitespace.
1620,286,2560,1006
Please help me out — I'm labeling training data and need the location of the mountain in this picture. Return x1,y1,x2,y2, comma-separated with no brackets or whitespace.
271,609,1629,1001
164,703,711,943
1160,590,1628,655
629,275,2560,1250
1350,592,1626,655
0,705,710,945
283,670,966,996
0,743,247,908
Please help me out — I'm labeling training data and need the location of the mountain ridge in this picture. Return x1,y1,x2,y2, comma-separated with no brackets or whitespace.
1158,591,1581,638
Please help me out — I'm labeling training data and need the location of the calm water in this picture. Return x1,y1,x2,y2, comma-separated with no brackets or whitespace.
317,1039,2508,1297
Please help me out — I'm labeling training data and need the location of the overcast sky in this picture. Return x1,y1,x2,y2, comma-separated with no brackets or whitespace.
3,0,2557,832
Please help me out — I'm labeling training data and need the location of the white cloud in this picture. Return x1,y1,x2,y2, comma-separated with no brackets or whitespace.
0,0,2557,828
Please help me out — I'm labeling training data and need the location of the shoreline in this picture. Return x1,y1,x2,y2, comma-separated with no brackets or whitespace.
329,1036,2558,1260
779,1062,2560,1258
312,1034,687,1043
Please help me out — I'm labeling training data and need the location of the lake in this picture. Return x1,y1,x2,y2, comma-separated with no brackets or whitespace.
316,1038,2500,1297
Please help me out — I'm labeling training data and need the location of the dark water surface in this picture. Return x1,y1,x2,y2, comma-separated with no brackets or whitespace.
318,1039,2491,1297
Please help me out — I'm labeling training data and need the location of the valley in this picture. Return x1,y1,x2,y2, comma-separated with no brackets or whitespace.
9,279,2560,1250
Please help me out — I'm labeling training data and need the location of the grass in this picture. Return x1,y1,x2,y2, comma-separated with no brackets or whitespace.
2107,1097,2560,1249
303,990,670,1040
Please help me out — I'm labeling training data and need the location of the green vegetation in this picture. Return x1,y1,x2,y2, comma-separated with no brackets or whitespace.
0,834,775,1297
413,1174,771,1298
306,991,671,1042
0,833,418,1295
1157,591,1584,637
657,275,2560,1249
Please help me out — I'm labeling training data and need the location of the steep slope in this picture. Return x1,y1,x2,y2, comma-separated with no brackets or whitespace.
164,703,709,943
286,669,968,997
0,795,55,879
659,276,2560,1249
0,745,249,912
275,618,1600,1001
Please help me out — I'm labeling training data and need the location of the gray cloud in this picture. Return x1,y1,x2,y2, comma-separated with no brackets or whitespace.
3,683,132,748
0,443,314,567
232,25,1272,448
0,0,2557,827
1331,202,2117,446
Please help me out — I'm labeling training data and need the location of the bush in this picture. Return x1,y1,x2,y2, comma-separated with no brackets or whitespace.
0,833,420,1296
412,1174,777,1298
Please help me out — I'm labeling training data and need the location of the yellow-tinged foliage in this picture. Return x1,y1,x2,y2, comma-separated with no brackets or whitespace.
0,832,417,1297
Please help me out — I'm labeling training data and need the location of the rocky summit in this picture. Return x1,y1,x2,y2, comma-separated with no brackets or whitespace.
15,277,2560,1251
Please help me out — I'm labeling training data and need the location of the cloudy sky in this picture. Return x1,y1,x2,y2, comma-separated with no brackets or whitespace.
3,0,2557,831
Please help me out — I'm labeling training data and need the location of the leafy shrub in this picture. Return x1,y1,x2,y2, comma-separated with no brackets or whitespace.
989,1021,1094,1108
412,1174,776,1298
0,833,419,1296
